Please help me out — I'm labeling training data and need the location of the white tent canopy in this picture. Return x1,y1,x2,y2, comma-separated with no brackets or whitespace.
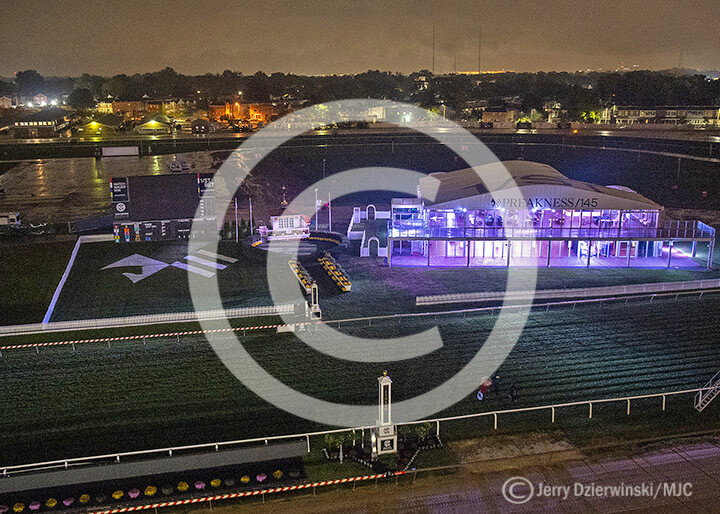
420,161,661,212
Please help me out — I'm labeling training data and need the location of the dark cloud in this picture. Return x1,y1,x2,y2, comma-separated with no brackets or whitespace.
0,0,718,76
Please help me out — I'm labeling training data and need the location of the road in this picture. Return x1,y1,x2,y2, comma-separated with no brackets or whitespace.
218,439,720,513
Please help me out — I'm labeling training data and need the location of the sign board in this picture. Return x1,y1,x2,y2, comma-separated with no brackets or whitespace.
377,424,395,438
197,174,215,196
110,177,129,202
377,435,397,454
110,174,217,242
102,146,140,157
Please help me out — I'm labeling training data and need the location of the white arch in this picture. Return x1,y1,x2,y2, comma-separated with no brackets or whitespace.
366,204,376,220
367,236,380,256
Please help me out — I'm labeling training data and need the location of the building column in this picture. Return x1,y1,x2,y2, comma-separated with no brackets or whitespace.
427,240,431,266
388,238,392,267
708,241,714,270
627,241,632,267
466,240,471,267
692,240,697,258
506,240,511,267
667,241,672,268
547,241,552,268
586,241,592,268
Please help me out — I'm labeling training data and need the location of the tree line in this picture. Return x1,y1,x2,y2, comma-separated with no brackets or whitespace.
2,67,719,118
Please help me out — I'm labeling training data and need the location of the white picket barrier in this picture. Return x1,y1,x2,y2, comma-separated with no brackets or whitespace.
417,278,720,306
1,386,710,478
0,304,296,338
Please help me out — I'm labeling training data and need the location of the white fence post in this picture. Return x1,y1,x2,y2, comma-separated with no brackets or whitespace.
2,388,706,477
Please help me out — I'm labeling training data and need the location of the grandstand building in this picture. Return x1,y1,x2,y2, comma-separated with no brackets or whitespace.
348,161,715,269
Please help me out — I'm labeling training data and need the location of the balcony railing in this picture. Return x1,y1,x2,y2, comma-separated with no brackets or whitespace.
388,220,715,241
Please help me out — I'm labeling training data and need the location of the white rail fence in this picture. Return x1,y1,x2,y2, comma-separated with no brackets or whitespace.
0,304,296,338
2,287,719,353
1,387,710,478
417,278,720,306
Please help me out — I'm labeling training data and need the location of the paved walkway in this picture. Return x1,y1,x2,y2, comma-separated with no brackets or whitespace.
219,440,720,513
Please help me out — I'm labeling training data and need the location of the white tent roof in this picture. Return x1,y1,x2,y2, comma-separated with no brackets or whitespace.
420,161,661,211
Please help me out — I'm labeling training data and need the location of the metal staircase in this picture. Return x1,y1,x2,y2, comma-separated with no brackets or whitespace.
695,370,720,412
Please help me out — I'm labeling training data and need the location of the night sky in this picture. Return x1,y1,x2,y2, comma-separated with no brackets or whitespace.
1,0,719,76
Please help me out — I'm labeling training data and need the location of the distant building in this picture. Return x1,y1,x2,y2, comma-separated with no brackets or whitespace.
78,113,124,136
210,102,282,123
460,99,488,120
615,106,720,126
482,107,518,124
413,74,430,91
366,105,414,123
32,94,48,106
98,100,147,119
0,96,12,109
241,103,281,124
13,107,71,138
208,103,229,120
134,114,172,134
97,100,114,113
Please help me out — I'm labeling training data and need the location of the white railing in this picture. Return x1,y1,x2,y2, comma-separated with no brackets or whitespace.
418,278,720,306
3,288,715,353
0,304,296,337
1,386,710,478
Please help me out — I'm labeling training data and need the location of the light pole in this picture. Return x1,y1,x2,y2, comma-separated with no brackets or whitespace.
322,158,326,179
314,188,319,231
